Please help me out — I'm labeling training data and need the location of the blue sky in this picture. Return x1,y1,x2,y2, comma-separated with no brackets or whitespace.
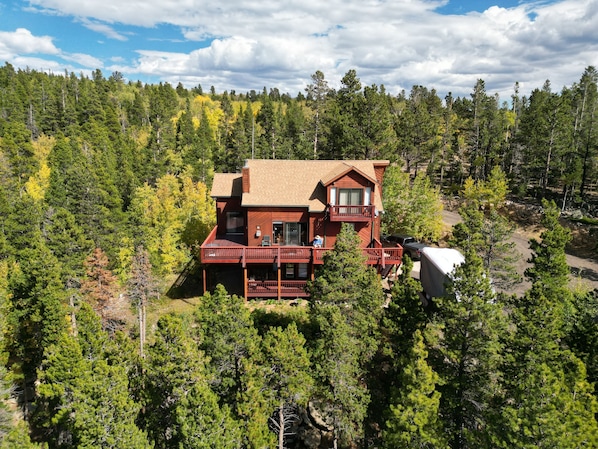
0,0,596,100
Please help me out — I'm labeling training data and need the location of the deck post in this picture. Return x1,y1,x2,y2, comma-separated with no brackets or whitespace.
243,267,248,301
277,266,281,301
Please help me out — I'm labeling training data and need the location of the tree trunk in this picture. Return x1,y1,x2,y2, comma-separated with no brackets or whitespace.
139,303,146,358
278,402,285,449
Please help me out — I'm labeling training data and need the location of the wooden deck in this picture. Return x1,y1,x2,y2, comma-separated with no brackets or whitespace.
200,230,403,267
200,227,403,300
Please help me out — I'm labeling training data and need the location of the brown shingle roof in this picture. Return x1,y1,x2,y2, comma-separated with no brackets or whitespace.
211,173,242,198
211,160,388,212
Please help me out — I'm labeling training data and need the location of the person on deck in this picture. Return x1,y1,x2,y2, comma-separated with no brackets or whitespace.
313,235,323,247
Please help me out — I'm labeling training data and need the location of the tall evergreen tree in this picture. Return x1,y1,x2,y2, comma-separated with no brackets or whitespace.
305,70,331,159
498,198,598,448
451,168,521,290
517,81,572,196
426,252,505,449
524,199,572,309
573,66,598,198
142,314,211,449
194,285,261,408
308,224,384,447
37,303,149,449
262,323,314,449
6,235,66,400
393,85,442,174
384,330,446,449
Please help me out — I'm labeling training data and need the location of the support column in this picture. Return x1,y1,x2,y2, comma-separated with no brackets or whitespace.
243,267,248,301
202,268,207,294
277,266,281,301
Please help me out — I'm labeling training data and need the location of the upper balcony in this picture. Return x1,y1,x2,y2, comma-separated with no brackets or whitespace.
328,205,375,222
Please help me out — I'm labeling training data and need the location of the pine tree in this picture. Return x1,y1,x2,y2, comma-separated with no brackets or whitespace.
127,245,155,357
37,303,149,449
194,285,261,407
426,252,505,449
308,223,385,447
308,223,384,362
311,305,369,448
384,330,446,449
80,248,119,329
451,168,522,290
143,314,209,449
567,290,598,385
6,238,66,398
262,323,314,449
525,198,572,306
176,382,243,449
498,199,598,447
377,255,428,405
305,70,330,159
499,353,598,448
393,85,443,174
42,206,94,281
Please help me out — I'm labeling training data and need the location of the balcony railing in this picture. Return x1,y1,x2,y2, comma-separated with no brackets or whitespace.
328,205,374,222
200,245,403,267
247,280,309,298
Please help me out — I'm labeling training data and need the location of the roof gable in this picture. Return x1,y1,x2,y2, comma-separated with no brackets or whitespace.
320,162,377,187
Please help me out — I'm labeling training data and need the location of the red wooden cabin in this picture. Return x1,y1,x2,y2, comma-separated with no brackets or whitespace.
199,159,402,299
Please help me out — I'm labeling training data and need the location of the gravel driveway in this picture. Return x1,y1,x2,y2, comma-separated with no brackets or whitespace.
441,210,598,296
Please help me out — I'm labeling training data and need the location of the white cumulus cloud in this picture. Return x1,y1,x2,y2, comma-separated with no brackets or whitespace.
8,0,598,99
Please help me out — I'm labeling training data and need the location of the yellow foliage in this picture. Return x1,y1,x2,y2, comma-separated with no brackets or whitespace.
130,173,215,275
462,166,508,210
132,128,150,148
114,236,135,283
159,226,186,274
24,161,51,201
0,259,8,301
203,106,224,139
31,134,56,160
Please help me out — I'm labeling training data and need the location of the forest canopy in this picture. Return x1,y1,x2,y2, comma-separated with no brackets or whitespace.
1,63,598,448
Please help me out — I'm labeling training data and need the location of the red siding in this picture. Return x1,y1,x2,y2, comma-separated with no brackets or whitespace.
247,208,309,246
215,197,243,237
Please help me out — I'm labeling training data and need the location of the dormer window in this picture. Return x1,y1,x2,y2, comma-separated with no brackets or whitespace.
330,187,371,206
329,186,373,221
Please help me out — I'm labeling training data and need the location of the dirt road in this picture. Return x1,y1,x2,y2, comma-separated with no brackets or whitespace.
441,210,598,296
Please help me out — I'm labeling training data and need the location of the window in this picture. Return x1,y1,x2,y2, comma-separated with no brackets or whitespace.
338,188,363,214
285,263,295,278
283,263,309,279
298,263,308,279
226,211,244,234
339,188,363,206
273,222,283,244
272,222,307,245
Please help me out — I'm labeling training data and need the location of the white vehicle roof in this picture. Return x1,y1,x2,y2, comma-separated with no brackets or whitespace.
421,247,465,275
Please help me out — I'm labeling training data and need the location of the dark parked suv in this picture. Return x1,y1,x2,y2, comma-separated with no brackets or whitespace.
382,234,427,260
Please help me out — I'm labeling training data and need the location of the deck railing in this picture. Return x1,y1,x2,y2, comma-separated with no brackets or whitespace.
328,205,375,222
200,245,402,267
246,280,309,298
